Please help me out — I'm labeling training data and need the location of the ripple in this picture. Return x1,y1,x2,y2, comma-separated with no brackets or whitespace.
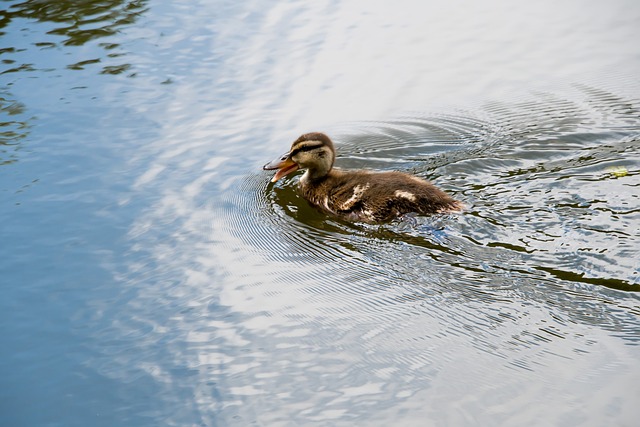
5,0,640,424
74,75,639,427
226,93,640,365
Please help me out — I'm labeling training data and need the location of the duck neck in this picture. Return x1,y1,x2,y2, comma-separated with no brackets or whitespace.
301,164,331,184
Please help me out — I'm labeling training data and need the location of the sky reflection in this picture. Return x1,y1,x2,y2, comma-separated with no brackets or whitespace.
1,0,639,426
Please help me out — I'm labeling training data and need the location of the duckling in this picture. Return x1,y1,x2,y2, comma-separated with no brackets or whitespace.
263,132,463,223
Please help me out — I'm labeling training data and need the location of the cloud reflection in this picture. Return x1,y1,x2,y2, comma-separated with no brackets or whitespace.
106,0,640,425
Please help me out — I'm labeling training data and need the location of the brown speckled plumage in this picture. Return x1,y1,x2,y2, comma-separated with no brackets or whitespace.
264,132,463,223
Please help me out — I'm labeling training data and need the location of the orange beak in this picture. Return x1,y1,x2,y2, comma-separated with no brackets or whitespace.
263,152,300,182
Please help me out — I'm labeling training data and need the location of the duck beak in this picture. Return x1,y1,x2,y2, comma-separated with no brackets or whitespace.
263,152,300,182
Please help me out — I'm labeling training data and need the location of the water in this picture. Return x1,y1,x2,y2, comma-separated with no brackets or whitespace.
1,0,639,426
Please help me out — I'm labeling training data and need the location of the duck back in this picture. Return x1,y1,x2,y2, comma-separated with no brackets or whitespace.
300,169,462,223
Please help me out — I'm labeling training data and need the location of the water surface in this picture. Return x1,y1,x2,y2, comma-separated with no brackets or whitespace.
1,1,639,426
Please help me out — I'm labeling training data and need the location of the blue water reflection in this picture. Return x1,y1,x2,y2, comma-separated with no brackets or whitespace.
1,0,639,426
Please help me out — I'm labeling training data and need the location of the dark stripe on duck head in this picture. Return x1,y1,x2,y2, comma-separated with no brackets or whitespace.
289,143,325,157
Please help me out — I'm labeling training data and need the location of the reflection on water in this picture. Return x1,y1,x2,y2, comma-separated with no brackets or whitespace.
1,0,147,75
0,91,30,165
1,0,148,168
158,85,638,425
215,86,639,424
1,0,640,426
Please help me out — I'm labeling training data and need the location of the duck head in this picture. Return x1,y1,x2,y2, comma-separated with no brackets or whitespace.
263,132,336,182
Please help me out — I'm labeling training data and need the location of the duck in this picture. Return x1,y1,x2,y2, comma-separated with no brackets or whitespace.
263,132,463,223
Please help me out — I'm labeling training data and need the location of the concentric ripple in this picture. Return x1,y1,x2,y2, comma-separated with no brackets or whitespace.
225,88,640,357
212,93,640,422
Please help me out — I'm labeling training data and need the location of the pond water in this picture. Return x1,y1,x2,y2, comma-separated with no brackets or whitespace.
1,0,639,426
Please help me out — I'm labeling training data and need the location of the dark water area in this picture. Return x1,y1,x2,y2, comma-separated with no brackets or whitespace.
1,1,639,426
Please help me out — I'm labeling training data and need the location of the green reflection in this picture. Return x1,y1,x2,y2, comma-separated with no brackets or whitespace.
0,0,149,165
1,0,148,75
0,92,31,166
535,266,639,293
3,0,148,45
